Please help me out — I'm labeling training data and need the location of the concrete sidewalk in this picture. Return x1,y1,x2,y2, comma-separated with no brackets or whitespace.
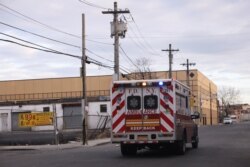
0,138,111,151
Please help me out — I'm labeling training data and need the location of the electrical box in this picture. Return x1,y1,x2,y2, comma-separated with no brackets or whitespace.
110,21,127,38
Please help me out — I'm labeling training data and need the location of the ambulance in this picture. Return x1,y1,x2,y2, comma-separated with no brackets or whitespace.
111,79,199,156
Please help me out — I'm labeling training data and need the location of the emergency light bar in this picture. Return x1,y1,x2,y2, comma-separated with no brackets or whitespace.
114,81,171,88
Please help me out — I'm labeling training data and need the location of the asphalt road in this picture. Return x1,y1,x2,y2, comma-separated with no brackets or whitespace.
1,122,250,167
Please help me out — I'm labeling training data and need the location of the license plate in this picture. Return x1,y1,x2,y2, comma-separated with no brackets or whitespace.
137,135,148,141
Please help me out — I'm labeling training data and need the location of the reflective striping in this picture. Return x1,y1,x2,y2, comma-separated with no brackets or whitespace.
112,93,123,105
112,113,125,130
112,101,125,122
160,99,174,116
160,88,173,104
112,100,125,118
113,119,126,133
160,112,174,129
159,84,174,133
126,119,159,122
126,119,142,122
112,87,126,133
126,123,160,127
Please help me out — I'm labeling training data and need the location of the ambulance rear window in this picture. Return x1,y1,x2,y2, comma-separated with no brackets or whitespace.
127,96,141,110
144,95,158,109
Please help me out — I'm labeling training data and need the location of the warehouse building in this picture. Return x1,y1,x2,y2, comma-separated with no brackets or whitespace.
0,69,217,135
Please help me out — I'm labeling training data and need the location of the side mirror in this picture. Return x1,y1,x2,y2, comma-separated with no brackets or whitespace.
191,111,200,119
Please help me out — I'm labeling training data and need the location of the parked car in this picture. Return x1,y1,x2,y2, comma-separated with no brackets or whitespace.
223,117,233,124
230,115,237,123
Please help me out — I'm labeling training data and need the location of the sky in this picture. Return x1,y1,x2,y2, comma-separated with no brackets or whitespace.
0,0,250,103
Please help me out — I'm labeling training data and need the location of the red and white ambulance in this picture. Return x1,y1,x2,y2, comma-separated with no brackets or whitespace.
111,79,199,156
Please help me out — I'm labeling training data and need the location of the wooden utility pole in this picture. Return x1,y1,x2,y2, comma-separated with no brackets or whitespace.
162,44,179,78
102,2,130,80
53,104,59,145
82,13,88,145
180,59,196,87
209,82,213,125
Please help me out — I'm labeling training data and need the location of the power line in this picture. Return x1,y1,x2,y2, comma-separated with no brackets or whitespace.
119,50,137,69
86,49,113,63
0,21,112,46
119,46,140,70
78,0,109,10
87,56,114,69
0,21,81,49
0,30,116,71
0,7,31,22
86,39,112,45
120,65,132,73
128,13,162,56
0,2,82,39
1,38,115,71
0,38,82,59
0,32,73,54
127,24,156,57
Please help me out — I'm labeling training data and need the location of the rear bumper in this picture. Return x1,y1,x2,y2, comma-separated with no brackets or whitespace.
111,132,175,144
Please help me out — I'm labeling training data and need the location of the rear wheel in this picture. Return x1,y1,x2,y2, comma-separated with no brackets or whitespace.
176,133,186,155
120,143,137,156
192,136,199,149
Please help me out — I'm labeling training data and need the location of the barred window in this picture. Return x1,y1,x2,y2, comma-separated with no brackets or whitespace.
100,104,107,113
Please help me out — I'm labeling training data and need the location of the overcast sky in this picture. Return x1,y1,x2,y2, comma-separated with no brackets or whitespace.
0,0,250,103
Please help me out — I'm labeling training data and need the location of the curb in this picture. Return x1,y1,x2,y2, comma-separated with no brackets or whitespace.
0,138,111,151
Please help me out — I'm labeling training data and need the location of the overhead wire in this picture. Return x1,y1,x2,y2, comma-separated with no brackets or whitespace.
0,5,112,46
119,45,140,71
0,38,82,59
0,21,113,54
0,32,67,54
127,24,154,56
129,13,161,55
122,13,163,57
78,0,109,10
0,2,81,39
86,48,113,63
0,22,81,49
0,38,114,70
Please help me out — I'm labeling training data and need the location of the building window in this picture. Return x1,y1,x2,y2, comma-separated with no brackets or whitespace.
43,107,50,112
100,104,107,113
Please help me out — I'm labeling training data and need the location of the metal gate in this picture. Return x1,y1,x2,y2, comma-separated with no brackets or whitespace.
63,106,82,129
11,112,31,131
0,113,8,132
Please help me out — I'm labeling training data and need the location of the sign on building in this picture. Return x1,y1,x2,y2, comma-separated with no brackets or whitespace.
18,112,53,127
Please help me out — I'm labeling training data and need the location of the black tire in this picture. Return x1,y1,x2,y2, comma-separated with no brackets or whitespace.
120,143,137,156
192,136,199,149
176,139,186,155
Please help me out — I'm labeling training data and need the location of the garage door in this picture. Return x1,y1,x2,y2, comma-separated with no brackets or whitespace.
11,112,31,131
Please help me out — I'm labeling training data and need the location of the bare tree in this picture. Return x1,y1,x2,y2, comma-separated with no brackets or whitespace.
218,86,240,116
131,57,155,79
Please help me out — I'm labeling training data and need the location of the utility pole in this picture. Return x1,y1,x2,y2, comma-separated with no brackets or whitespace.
209,82,213,125
180,59,196,87
102,2,130,81
53,104,59,145
82,13,88,145
162,44,179,78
